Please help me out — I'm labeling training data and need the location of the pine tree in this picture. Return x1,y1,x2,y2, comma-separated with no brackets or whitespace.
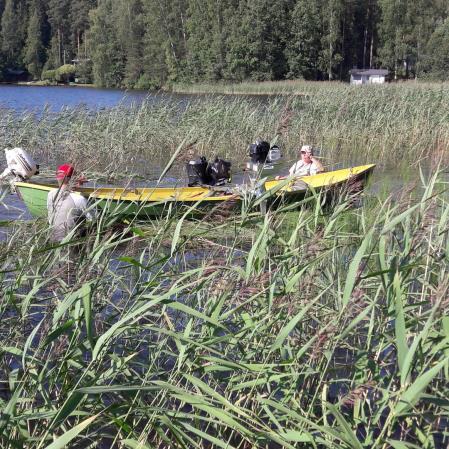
140,0,170,88
70,0,96,58
24,0,46,79
116,0,145,87
351,0,379,70
88,0,125,87
185,0,224,81
287,0,322,79
320,0,345,80
1,0,25,66
423,17,449,80
225,0,292,81
0,0,448,85
155,0,188,82
47,0,71,68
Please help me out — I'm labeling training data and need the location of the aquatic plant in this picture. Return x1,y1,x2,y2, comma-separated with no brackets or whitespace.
0,169,448,448
1,82,449,181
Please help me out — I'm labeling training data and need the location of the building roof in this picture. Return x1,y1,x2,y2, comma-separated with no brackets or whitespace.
71,58,91,63
350,69,389,76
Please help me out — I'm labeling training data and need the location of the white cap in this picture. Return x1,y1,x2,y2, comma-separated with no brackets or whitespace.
300,145,313,154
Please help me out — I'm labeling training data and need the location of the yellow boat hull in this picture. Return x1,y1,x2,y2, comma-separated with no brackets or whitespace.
14,164,375,219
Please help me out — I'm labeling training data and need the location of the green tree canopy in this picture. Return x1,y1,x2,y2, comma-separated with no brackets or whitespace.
0,0,449,85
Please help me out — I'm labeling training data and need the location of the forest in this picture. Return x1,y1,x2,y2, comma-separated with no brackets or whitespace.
0,0,449,89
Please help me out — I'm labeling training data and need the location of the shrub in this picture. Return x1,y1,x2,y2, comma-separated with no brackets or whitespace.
134,73,161,90
41,69,56,81
55,64,76,83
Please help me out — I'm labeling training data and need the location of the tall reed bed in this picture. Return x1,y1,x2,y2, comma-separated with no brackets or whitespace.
1,83,448,179
0,170,448,448
171,79,449,97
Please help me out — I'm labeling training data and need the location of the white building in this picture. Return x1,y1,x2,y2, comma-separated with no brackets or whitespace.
349,69,389,85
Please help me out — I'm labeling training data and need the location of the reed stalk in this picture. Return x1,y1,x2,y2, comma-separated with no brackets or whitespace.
1,167,448,448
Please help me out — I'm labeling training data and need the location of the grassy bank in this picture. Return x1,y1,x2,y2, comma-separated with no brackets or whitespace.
170,79,449,96
1,83,449,180
171,79,321,96
1,171,449,448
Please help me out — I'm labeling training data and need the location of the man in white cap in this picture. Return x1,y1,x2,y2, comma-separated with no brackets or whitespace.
288,145,324,177
276,145,324,180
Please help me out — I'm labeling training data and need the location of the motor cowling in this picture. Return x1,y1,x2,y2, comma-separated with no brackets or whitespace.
1,148,39,181
209,157,232,186
246,142,283,175
186,156,211,186
186,156,232,186
248,140,270,164
267,145,281,163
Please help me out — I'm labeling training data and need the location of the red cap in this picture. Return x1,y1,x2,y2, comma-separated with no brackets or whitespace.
56,164,74,180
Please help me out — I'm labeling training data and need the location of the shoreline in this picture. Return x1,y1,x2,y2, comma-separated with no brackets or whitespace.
0,81,300,97
3,78,447,97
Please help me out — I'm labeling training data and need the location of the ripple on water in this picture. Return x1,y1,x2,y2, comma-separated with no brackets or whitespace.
0,187,32,240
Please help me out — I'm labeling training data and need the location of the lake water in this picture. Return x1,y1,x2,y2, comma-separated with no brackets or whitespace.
0,85,267,223
0,84,421,225
0,85,143,223
0,84,192,112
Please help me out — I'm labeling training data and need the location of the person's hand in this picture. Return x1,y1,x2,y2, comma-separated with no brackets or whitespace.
76,174,88,187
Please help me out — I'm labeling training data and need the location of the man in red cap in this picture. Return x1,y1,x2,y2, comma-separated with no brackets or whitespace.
47,163,92,242
56,163,74,180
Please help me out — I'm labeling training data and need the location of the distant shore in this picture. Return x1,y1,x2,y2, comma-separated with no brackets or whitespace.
169,80,319,95
2,78,448,97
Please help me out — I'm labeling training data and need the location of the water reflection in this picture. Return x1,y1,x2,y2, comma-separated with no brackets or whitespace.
0,185,30,240
0,84,167,112
0,84,266,113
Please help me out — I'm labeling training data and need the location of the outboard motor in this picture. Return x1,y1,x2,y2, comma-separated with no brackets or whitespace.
267,145,281,163
209,157,232,186
0,147,39,182
186,156,211,186
248,140,270,164
246,140,283,176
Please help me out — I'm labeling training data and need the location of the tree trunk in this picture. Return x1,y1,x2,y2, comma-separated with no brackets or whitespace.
328,6,333,81
363,26,367,68
58,28,61,66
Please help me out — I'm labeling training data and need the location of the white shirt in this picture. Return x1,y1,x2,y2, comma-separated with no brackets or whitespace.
289,160,320,177
47,187,92,241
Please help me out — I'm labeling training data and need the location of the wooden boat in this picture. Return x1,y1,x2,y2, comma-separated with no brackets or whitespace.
14,164,375,219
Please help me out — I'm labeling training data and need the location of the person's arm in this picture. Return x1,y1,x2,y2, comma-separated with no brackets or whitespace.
310,157,324,174
47,190,55,224
73,194,94,221
276,164,295,181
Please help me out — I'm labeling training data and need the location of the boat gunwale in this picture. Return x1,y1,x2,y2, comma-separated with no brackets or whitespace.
14,164,376,204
